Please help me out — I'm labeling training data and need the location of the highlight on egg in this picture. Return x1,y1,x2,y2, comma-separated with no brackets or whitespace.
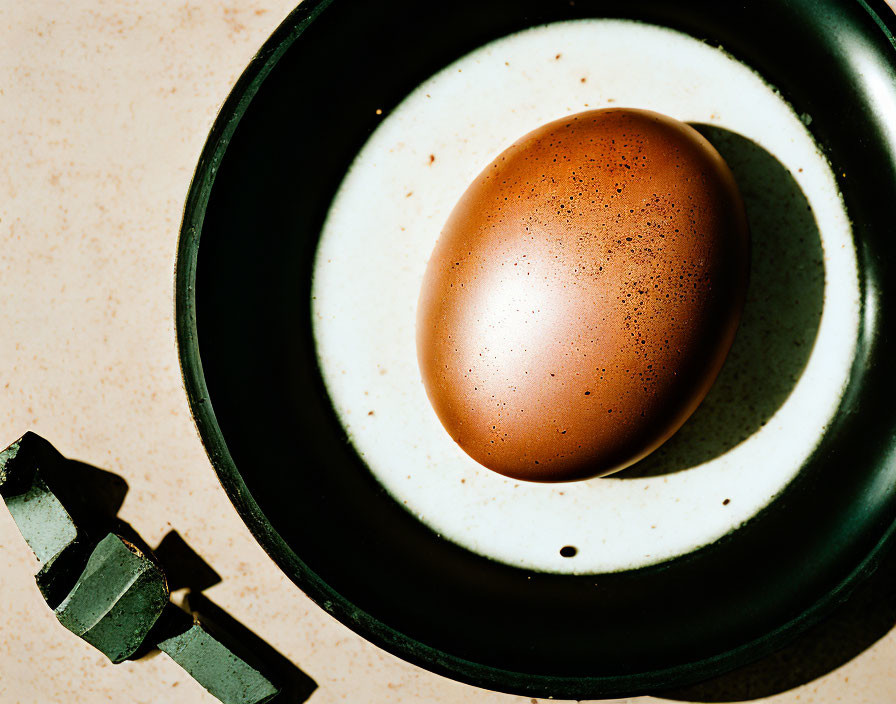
416,108,750,482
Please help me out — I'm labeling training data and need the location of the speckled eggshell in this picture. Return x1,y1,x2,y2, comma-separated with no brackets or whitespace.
417,108,750,482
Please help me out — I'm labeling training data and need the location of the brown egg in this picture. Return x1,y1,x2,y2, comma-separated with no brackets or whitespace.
417,108,749,482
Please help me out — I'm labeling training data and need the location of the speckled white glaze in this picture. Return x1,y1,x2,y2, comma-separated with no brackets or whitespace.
313,18,860,574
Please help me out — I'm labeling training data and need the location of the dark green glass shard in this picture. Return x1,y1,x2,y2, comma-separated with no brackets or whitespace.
35,541,93,609
1,432,81,573
6,472,79,564
159,623,280,704
54,533,169,663
1,433,97,609
0,432,44,496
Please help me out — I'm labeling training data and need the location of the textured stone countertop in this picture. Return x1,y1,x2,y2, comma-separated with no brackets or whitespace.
2,2,895,703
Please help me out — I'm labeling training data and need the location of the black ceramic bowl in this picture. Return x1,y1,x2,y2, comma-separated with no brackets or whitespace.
176,0,896,698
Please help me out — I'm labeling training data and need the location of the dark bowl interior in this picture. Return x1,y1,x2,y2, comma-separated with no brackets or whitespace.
176,0,896,698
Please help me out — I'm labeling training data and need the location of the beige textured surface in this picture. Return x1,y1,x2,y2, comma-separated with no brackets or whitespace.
1,2,894,703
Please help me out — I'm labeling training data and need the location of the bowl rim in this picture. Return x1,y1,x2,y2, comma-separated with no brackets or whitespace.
174,0,896,697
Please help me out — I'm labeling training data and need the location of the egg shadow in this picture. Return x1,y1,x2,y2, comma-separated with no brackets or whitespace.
616,124,825,479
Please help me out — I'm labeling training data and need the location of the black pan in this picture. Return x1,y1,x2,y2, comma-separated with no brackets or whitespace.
175,0,896,698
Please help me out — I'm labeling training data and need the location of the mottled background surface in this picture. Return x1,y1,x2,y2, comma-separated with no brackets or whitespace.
1,2,895,702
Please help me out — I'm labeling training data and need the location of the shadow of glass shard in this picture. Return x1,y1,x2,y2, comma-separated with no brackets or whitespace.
154,530,222,593
54,533,169,663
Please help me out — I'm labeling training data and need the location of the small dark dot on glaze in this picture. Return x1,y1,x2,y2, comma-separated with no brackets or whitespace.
560,546,578,558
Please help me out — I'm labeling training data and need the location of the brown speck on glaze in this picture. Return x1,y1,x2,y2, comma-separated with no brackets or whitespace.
416,108,749,482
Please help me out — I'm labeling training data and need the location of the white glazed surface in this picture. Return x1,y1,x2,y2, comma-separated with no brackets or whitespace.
312,19,859,574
